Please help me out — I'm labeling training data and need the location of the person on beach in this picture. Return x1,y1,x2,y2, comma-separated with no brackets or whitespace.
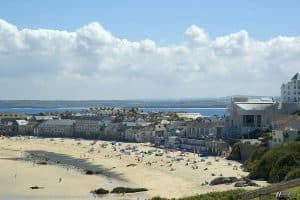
59,177,62,183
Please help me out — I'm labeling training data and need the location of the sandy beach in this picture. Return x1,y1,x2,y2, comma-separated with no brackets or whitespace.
0,136,266,199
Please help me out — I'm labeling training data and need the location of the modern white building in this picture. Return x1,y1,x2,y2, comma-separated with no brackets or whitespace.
228,97,278,136
281,73,300,103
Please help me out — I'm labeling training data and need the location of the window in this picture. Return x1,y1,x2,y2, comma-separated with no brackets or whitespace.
257,115,262,127
242,115,255,127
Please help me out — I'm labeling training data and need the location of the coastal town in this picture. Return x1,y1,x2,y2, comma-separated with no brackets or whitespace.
1,1,300,199
1,73,300,156
0,73,299,199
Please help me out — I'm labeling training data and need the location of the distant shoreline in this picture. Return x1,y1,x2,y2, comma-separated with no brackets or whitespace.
0,107,227,116
0,99,230,110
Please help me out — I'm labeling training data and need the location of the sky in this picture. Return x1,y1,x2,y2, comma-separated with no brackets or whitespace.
0,0,299,100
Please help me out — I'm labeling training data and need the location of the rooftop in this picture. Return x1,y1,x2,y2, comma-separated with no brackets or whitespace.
40,119,75,126
291,72,300,80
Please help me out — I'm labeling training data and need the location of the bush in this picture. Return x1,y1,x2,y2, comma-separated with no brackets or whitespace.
151,189,245,200
245,141,300,182
151,197,169,200
244,145,268,172
178,189,245,200
269,154,298,182
285,167,300,181
227,142,241,160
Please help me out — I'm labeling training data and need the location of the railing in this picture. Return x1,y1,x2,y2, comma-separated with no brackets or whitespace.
238,178,300,199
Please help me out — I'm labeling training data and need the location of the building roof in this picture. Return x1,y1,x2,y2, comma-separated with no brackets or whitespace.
236,103,275,111
16,120,28,126
291,72,300,80
35,116,59,121
40,119,75,126
233,97,276,111
176,113,202,119
241,139,261,145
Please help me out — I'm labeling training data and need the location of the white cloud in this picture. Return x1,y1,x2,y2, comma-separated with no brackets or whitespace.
0,18,299,99
185,25,209,45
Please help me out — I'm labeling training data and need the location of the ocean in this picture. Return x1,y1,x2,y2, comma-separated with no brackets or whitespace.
140,107,227,116
0,107,227,116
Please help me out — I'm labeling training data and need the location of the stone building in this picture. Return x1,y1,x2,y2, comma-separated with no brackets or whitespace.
74,119,103,138
34,119,75,137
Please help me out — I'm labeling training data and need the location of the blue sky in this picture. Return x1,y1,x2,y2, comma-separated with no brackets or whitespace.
0,1,299,99
1,0,300,42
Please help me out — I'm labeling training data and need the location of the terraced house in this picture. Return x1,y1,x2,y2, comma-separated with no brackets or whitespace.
34,119,75,137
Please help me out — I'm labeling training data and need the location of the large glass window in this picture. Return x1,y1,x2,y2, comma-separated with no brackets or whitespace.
242,115,255,127
257,115,262,127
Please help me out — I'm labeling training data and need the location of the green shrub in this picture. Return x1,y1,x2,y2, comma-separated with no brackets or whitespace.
285,167,300,181
227,142,241,160
269,154,298,182
151,197,169,200
177,189,245,200
245,141,300,182
151,189,245,200
244,145,268,173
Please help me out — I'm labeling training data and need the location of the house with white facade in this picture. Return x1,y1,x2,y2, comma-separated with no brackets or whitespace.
74,120,103,138
281,73,300,102
182,118,218,139
34,119,75,137
280,73,300,114
124,126,155,142
228,97,278,136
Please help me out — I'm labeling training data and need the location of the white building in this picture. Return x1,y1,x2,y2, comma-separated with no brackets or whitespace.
183,118,217,139
124,127,155,142
34,119,75,137
281,73,300,102
74,120,103,137
268,130,284,148
34,115,60,121
228,97,278,136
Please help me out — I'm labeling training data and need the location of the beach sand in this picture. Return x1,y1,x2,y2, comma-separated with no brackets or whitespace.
0,136,266,199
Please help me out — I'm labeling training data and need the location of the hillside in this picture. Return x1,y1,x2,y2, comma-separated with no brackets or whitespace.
244,141,300,183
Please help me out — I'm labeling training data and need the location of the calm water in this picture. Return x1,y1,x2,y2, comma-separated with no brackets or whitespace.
0,107,227,116
0,107,86,114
